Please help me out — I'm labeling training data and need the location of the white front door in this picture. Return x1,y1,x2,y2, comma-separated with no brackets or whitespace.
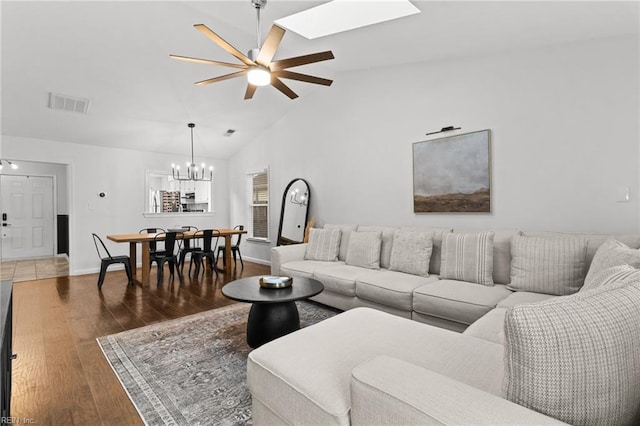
0,175,54,260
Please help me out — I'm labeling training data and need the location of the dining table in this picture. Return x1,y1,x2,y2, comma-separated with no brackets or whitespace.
106,228,247,287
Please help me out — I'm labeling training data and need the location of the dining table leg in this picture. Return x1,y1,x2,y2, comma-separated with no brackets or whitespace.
224,235,233,274
129,242,137,278
141,241,151,286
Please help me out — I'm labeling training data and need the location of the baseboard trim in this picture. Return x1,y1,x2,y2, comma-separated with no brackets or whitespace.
71,258,270,276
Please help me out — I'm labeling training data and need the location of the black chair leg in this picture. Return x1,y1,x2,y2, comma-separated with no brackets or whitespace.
212,256,219,276
123,261,133,285
237,249,244,267
193,256,202,278
97,261,108,289
157,262,164,286
175,260,184,283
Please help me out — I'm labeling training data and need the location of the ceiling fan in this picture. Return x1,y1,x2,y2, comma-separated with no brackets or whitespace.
170,0,335,100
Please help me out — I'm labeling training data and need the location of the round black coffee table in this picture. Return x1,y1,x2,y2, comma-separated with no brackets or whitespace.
222,276,324,348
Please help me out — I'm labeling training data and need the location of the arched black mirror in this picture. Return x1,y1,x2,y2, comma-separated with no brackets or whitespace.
277,178,311,245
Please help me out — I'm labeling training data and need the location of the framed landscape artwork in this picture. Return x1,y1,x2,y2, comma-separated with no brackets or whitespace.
413,129,491,213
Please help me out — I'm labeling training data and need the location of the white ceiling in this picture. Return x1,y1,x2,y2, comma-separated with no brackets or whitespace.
1,1,638,159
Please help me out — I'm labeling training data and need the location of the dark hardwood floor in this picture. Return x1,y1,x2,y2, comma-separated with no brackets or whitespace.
10,260,270,425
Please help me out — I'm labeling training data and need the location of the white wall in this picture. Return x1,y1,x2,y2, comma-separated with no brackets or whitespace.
229,35,640,263
1,135,230,274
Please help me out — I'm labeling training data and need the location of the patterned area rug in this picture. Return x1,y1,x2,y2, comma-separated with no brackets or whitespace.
97,301,339,426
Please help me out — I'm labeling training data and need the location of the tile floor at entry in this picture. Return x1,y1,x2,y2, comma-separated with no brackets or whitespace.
0,257,69,282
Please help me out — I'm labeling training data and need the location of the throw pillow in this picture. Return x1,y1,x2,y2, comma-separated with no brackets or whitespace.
439,232,495,286
304,228,341,262
509,235,587,295
345,231,382,269
581,264,640,292
388,230,434,276
584,239,640,289
503,280,640,425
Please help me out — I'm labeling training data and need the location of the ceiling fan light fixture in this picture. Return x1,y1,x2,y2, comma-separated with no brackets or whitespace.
247,65,271,86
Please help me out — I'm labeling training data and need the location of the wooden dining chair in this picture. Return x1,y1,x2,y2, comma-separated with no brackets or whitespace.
152,231,184,285
191,229,221,278
92,233,133,289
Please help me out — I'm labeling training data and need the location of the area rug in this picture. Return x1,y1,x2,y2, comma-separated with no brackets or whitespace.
97,301,339,426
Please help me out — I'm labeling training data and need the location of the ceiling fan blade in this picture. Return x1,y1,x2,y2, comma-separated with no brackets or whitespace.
244,84,258,100
270,51,334,71
169,54,248,69
194,24,255,66
271,77,299,99
273,70,333,86
195,69,248,86
256,24,286,67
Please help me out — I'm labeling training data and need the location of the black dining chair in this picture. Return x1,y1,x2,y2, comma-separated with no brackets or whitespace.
152,231,184,285
217,225,244,268
92,233,133,289
191,229,221,278
178,225,200,273
140,227,166,266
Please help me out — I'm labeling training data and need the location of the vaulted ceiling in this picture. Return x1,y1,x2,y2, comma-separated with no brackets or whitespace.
2,1,638,159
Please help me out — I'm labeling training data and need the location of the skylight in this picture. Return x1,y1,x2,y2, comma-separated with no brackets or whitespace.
275,0,421,40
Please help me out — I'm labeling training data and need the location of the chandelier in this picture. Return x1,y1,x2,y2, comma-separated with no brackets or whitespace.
171,123,213,181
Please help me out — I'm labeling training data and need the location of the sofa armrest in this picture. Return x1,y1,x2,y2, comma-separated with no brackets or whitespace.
270,244,308,275
350,356,567,425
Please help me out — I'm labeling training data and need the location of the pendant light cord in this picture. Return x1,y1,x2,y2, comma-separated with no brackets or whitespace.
190,125,195,167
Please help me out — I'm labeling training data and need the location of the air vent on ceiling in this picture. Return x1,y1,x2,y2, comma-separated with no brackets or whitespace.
48,92,90,114
224,129,236,137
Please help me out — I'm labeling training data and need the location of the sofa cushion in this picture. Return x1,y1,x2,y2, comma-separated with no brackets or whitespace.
304,228,341,261
247,308,504,426
281,260,343,278
496,291,556,308
440,232,495,286
346,231,382,269
357,225,398,269
323,224,358,261
388,229,434,276
355,270,437,311
413,280,512,326
508,234,587,295
584,239,640,288
313,264,364,296
463,308,507,345
503,281,640,425
400,227,452,275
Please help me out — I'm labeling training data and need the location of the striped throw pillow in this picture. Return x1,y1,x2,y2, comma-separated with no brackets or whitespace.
581,264,640,292
504,280,640,425
584,239,640,289
304,228,341,261
509,235,587,295
345,231,382,269
440,232,494,286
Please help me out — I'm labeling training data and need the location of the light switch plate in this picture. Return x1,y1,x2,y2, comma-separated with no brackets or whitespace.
616,186,630,202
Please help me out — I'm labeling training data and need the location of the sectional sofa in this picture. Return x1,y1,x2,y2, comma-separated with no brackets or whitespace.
247,225,640,425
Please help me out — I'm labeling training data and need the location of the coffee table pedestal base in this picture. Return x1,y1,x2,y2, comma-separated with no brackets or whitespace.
247,301,300,348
